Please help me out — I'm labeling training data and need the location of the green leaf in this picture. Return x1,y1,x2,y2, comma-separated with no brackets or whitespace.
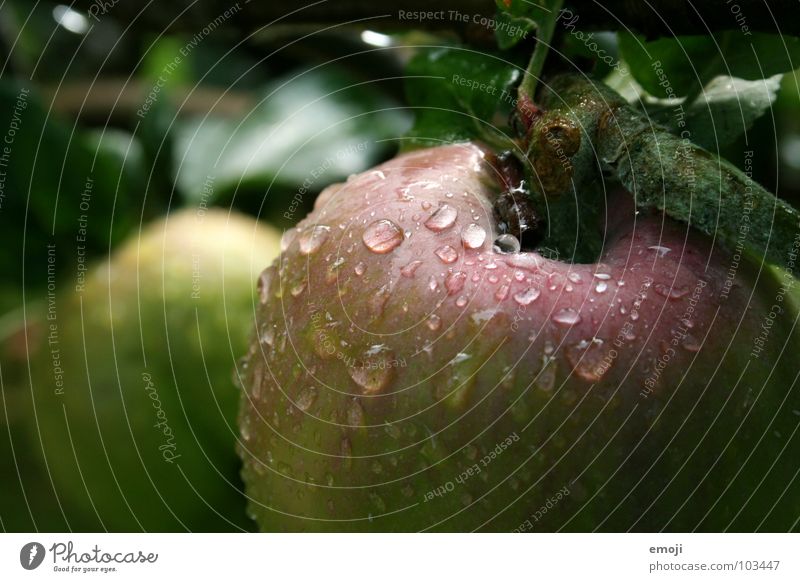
0,81,140,287
660,75,783,150
494,0,561,49
619,31,800,99
403,46,520,148
493,12,537,50
173,69,408,207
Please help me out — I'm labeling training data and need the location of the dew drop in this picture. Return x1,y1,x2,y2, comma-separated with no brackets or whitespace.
295,387,317,411
513,287,541,306
299,225,331,255
348,355,395,394
566,339,612,382
630,310,640,321
429,276,439,292
552,308,582,327
427,314,442,331
593,272,611,280
354,261,367,276
504,253,544,272
290,280,306,297
347,399,365,426
567,272,582,284
435,245,459,264
280,228,298,252
370,284,392,315
495,284,510,301
340,438,353,470
257,267,274,304
363,219,404,254
461,223,487,249
424,204,458,232
654,283,689,299
400,260,423,277
260,325,275,347
648,245,672,257
538,358,556,391
445,271,467,295
456,295,468,308
493,233,520,254
682,334,702,352
595,281,608,294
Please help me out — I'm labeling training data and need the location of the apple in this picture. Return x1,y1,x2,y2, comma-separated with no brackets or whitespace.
27,208,280,531
239,142,800,532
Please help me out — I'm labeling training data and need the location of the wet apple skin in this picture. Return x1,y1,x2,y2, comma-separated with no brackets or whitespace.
240,143,800,531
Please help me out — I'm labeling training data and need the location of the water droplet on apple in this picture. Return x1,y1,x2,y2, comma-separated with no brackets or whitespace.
552,308,582,327
280,228,297,252
260,325,275,347
495,284,510,301
445,271,467,295
363,219,403,253
347,351,394,394
257,267,275,304
456,295,468,307
648,245,672,257
400,260,423,277
424,204,458,232
595,281,608,293
299,225,331,255
593,272,611,280
461,223,486,249
347,399,365,426
340,437,353,470
427,314,442,331
435,245,459,264
290,280,306,297
682,334,702,352
493,233,520,254
513,287,541,305
567,272,582,284
566,339,612,382
240,415,251,441
654,283,689,299
429,276,438,292
370,284,392,315
295,387,317,411
538,358,556,391
354,261,366,276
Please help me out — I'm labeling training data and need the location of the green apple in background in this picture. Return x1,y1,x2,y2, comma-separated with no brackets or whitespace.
238,143,800,532
25,208,280,531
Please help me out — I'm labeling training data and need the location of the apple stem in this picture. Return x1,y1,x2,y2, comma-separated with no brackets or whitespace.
532,73,800,271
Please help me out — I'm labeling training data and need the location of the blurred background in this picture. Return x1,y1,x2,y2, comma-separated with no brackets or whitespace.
1,0,798,531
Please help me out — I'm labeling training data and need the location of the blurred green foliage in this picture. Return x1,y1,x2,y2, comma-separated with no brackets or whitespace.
2,0,800,532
